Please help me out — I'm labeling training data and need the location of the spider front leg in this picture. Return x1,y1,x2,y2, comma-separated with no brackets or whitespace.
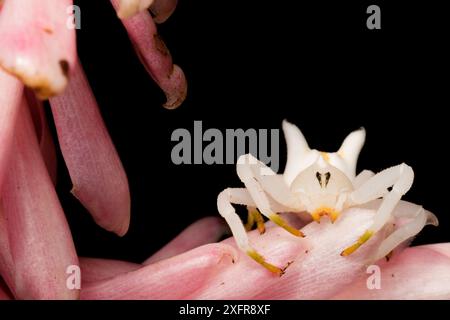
217,188,288,276
341,163,414,256
371,201,438,261
236,154,305,238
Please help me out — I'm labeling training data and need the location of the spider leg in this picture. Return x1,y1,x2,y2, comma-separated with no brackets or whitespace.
245,207,266,234
341,163,414,256
371,202,438,261
245,206,255,231
353,169,375,189
217,188,286,276
237,154,305,237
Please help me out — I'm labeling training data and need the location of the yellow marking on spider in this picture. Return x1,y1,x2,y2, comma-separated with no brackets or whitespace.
245,208,265,234
269,214,304,237
311,206,340,223
320,152,330,162
341,230,374,256
254,211,265,234
247,250,284,276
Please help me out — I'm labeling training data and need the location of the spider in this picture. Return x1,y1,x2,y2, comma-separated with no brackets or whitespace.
217,120,438,276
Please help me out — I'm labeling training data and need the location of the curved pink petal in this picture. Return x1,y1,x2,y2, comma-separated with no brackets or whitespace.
111,0,187,109
0,72,21,292
0,0,76,99
0,70,23,192
333,244,450,299
26,90,57,184
80,258,140,283
144,217,229,264
2,99,79,299
49,60,131,236
80,243,237,300
150,0,178,24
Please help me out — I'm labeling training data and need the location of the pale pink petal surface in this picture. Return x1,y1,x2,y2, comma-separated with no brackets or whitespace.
0,0,76,99
50,60,131,236
80,258,140,284
81,243,237,300
2,100,79,299
333,244,450,299
144,216,229,264
423,243,450,258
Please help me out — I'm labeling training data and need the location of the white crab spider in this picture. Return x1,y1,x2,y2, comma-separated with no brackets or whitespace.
217,120,438,276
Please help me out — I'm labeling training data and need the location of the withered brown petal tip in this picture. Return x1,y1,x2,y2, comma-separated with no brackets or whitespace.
59,60,70,78
154,34,170,57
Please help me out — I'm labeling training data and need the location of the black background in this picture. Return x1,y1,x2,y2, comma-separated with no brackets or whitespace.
50,0,449,263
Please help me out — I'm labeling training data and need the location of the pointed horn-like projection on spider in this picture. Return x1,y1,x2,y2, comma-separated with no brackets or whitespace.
282,120,312,185
337,127,366,177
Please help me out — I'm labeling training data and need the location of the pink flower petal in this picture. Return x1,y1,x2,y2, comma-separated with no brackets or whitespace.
49,60,131,236
333,244,450,299
111,0,187,109
0,70,22,294
26,90,57,184
2,99,79,299
150,0,178,24
144,217,229,264
80,243,237,299
0,70,23,192
80,258,140,283
0,0,76,99
422,243,450,259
